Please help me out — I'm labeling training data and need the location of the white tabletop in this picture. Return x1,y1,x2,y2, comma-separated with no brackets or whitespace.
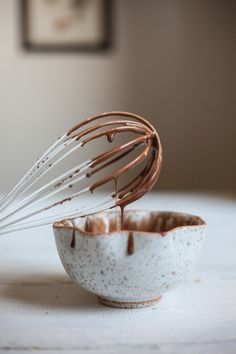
0,192,236,354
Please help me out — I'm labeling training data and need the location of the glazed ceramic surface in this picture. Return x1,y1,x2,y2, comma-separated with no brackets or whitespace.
53,210,206,308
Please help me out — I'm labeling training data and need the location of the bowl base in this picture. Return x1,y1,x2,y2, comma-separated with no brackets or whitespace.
97,295,162,309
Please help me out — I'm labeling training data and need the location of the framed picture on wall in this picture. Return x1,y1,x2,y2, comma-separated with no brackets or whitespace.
21,0,112,52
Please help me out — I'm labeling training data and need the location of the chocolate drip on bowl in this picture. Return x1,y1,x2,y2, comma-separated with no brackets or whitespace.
127,232,135,255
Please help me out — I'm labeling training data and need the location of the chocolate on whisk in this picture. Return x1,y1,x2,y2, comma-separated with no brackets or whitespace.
0,112,162,235
68,112,162,213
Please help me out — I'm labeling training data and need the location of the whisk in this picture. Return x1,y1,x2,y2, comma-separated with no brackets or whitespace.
0,111,162,235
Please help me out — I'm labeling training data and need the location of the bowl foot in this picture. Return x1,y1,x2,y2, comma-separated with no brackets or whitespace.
97,295,162,309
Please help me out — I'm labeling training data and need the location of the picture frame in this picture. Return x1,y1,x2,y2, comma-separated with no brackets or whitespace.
21,0,112,52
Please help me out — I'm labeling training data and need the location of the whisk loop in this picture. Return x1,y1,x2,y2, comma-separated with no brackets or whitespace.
0,112,162,235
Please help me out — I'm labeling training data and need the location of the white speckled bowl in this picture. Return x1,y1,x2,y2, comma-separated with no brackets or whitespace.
53,210,206,308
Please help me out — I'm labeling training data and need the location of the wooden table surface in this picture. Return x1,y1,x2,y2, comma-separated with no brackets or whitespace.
0,192,236,354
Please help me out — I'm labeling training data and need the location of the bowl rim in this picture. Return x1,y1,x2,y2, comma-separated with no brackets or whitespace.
53,210,206,237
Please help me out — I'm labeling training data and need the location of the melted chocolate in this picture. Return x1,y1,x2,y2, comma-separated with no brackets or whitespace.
127,231,134,255
55,170,80,189
107,132,115,143
66,112,162,253
70,220,76,248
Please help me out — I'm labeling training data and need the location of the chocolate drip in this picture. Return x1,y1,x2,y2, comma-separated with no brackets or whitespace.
70,220,76,248
107,132,115,143
81,126,146,147
89,139,152,193
120,205,125,230
127,232,134,255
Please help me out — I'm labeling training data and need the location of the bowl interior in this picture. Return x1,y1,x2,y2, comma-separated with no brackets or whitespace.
53,210,205,236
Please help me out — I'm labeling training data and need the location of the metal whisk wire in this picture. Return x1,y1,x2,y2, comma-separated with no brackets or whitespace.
0,112,162,235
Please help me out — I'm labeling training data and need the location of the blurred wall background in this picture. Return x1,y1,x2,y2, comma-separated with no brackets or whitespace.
0,0,235,193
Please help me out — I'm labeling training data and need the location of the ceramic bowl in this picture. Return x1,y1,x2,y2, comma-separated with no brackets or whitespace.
53,210,206,308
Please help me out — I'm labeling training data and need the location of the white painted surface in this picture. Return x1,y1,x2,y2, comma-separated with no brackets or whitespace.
0,192,236,353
